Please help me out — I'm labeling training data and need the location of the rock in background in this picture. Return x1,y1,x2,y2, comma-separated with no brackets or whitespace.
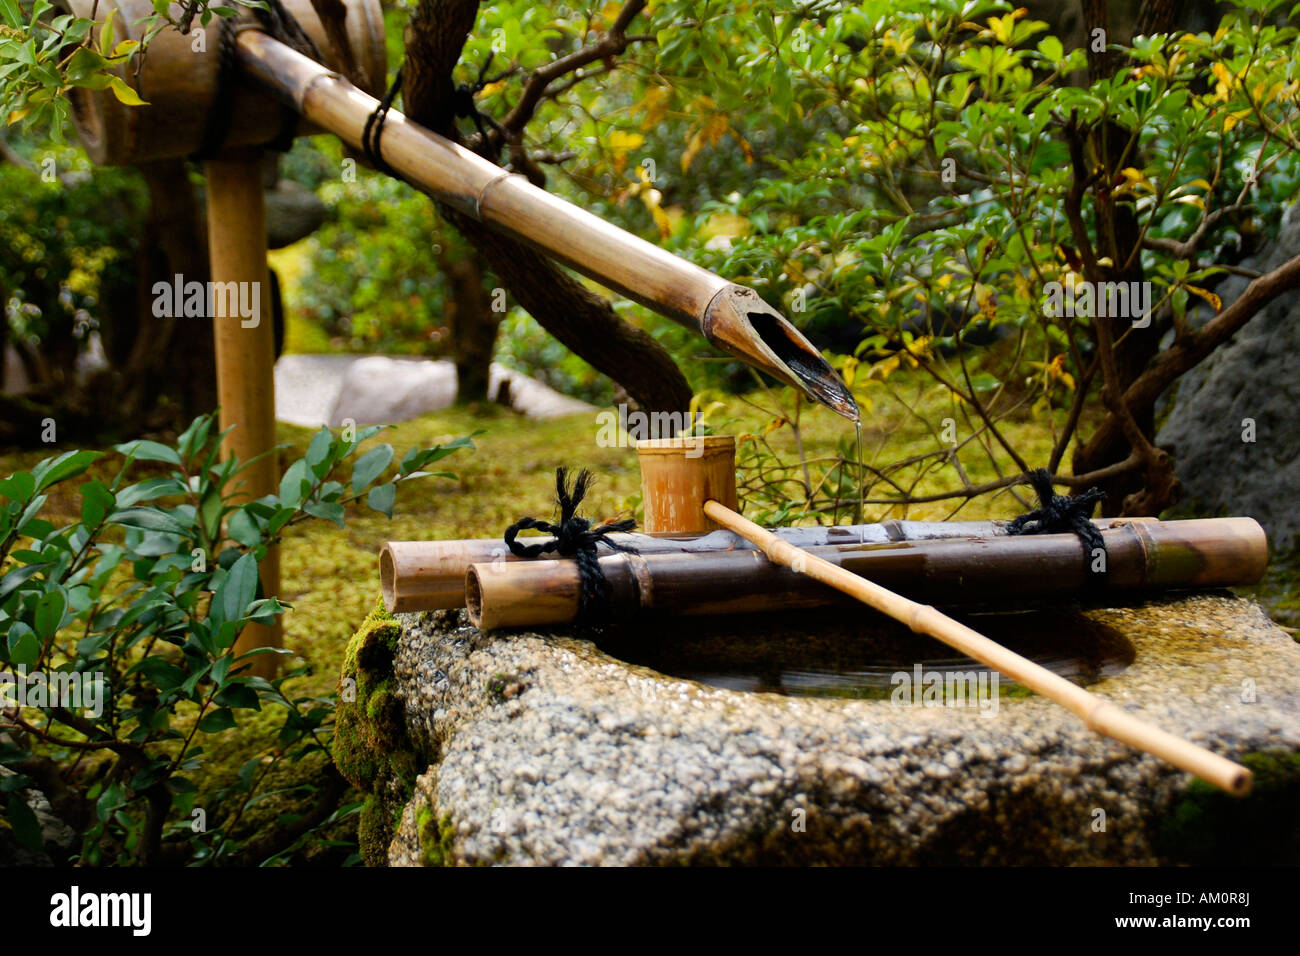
1158,202,1300,552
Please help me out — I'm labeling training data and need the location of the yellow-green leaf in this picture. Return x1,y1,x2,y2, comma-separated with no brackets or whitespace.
108,76,147,106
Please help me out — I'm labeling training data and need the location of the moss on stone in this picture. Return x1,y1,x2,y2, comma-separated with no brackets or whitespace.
333,600,419,865
417,807,456,867
1156,749,1300,864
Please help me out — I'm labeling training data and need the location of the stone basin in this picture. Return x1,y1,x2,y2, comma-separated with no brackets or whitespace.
334,593,1300,866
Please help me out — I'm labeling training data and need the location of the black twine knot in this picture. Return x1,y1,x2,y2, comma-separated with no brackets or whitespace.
361,65,405,180
504,468,637,623
194,0,322,161
1007,469,1108,583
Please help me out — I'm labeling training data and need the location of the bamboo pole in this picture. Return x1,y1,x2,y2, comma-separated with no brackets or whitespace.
382,517,1102,612
231,30,858,420
703,500,1253,796
462,517,1268,629
206,149,281,679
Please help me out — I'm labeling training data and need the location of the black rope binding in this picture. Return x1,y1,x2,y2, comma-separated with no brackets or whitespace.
192,16,239,162
1007,468,1108,584
504,468,638,624
192,0,324,162
361,65,404,179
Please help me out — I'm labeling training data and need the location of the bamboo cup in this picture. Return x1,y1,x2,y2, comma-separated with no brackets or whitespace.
636,436,738,534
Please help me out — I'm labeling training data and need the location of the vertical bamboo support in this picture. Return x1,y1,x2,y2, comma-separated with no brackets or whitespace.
206,149,281,678
637,436,737,534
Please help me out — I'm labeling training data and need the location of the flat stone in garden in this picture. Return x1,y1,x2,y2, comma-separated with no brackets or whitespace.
273,354,594,427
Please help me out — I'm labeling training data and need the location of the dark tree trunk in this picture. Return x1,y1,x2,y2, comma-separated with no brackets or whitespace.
401,0,693,421
129,160,218,424
439,247,499,403
1071,0,1185,514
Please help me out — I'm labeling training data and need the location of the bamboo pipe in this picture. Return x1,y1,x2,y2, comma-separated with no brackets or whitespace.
702,500,1253,796
232,30,858,420
383,517,1130,613
206,149,281,678
462,517,1268,628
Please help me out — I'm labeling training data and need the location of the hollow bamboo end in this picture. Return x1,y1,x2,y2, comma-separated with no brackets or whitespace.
465,566,486,630
1147,517,1270,587
1228,767,1254,797
702,285,858,421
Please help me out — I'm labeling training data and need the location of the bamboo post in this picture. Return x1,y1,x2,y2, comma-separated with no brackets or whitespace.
627,440,1253,797
206,149,281,678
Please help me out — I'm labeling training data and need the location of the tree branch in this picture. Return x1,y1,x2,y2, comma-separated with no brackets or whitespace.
498,0,648,139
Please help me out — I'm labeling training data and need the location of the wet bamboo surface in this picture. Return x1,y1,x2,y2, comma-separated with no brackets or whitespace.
382,517,1141,612
463,517,1266,630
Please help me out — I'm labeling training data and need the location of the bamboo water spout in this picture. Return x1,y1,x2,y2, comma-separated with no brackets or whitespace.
68,4,857,415
230,31,858,419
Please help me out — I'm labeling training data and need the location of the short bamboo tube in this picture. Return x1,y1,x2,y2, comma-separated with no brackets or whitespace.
641,440,1253,796
206,150,281,678
637,436,738,534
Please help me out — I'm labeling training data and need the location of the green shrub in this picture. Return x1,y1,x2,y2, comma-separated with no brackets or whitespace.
0,413,472,865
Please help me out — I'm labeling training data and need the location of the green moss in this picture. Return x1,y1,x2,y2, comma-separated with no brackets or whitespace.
417,808,456,867
485,673,523,703
1156,750,1300,864
1234,554,1300,634
333,600,419,865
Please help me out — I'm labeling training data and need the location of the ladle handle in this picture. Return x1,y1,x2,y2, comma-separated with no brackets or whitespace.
702,499,1254,797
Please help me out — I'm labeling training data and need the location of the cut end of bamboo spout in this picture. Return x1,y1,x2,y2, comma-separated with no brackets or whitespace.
702,285,859,421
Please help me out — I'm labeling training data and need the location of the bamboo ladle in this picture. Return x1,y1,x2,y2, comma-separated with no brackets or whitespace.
638,437,1254,797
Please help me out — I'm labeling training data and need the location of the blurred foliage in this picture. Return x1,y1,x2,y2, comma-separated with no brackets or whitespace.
0,140,147,401
0,143,145,353
289,142,452,355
